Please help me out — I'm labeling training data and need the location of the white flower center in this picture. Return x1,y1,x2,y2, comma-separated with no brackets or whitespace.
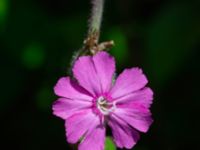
97,96,116,115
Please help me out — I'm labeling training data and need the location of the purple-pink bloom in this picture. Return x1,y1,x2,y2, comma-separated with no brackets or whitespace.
52,51,153,150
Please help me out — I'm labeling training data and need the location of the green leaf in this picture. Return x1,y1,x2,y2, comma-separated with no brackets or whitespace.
105,136,116,150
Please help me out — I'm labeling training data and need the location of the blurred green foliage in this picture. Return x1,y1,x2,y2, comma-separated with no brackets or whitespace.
146,3,200,86
0,0,199,150
0,0,8,30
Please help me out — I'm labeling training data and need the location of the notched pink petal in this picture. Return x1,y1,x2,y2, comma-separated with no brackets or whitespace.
115,87,153,108
93,51,115,93
65,110,99,144
113,108,153,133
54,77,92,101
108,115,140,149
72,56,102,96
79,125,105,150
110,68,148,99
52,98,91,120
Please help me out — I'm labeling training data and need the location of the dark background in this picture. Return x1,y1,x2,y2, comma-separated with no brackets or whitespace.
1,0,200,150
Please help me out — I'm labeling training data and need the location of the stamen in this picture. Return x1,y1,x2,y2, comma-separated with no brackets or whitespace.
97,96,116,115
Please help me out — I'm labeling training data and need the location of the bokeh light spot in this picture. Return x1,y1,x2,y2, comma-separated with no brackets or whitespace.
22,43,45,69
36,86,55,111
0,0,9,29
106,27,128,65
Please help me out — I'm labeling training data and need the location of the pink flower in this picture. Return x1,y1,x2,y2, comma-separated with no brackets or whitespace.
52,51,153,150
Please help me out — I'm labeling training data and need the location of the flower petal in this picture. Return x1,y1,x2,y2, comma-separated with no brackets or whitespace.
111,87,153,132
79,124,105,150
54,77,92,101
73,55,102,96
65,110,100,144
113,106,153,133
108,114,140,149
115,87,153,108
110,68,148,99
52,98,92,120
92,51,115,93
73,52,115,96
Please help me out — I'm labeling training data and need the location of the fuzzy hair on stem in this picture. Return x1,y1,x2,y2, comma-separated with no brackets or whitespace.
88,0,104,41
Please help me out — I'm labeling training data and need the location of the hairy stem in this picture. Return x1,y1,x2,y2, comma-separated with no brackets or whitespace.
88,0,104,41
69,0,112,75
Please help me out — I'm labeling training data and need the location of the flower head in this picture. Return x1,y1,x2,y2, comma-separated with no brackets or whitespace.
53,51,153,150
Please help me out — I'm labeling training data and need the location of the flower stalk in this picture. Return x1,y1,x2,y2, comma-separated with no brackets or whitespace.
70,0,113,74
82,0,114,55
88,0,104,39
